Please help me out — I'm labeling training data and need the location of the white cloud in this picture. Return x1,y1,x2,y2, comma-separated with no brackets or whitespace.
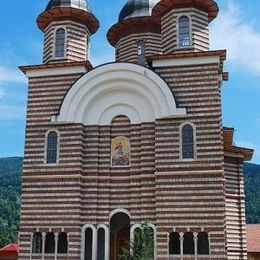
0,65,27,84
210,1,260,75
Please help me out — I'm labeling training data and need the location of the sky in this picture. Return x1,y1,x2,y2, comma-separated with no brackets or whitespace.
0,0,260,164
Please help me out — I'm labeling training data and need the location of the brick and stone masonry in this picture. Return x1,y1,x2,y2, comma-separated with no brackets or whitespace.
18,0,253,260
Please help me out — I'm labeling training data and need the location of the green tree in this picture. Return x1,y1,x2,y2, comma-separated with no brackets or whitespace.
120,222,154,260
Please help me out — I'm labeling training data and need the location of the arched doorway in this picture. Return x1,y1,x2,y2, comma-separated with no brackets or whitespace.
110,212,130,260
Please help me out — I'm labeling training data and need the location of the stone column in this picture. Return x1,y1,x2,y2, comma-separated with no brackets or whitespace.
194,232,198,260
105,226,110,260
42,233,46,260
209,232,211,260
54,233,58,260
180,232,184,260
67,233,70,255
30,233,33,260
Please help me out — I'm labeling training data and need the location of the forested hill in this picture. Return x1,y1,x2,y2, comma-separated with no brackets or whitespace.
0,157,259,247
0,157,22,247
244,162,260,223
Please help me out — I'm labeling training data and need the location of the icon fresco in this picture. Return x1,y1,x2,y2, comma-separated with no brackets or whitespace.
111,136,130,166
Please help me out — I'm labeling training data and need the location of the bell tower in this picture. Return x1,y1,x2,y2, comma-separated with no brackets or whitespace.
107,0,162,65
37,0,99,63
152,0,219,54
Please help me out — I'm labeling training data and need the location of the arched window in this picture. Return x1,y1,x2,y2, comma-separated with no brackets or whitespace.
182,124,194,159
178,16,191,47
169,232,180,255
183,232,195,255
32,232,42,253
46,131,58,164
58,232,68,254
55,28,66,58
85,228,93,260
198,232,209,255
45,232,55,253
97,228,105,260
137,40,145,65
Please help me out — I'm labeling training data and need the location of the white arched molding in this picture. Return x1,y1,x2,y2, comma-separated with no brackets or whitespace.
130,223,141,241
54,63,186,126
81,224,97,260
179,121,197,161
44,129,60,165
109,208,131,219
97,224,109,260
176,13,193,49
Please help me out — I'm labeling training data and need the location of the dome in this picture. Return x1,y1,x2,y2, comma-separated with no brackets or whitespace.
38,0,99,34
119,0,160,21
45,0,92,13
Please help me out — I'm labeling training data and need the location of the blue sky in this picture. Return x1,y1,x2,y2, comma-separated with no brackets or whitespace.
0,0,259,164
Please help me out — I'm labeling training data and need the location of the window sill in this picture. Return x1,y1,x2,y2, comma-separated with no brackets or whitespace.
180,158,197,162
51,56,67,60
43,163,59,166
175,47,195,52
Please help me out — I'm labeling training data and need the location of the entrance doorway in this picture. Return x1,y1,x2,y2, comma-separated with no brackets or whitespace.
110,212,130,260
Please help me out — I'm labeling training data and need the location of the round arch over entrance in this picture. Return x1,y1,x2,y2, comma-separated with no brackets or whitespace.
110,211,130,260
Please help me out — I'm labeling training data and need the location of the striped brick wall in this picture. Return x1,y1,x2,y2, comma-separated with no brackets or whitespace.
224,156,247,260
19,61,231,259
116,32,162,63
153,63,226,259
43,20,90,64
81,116,156,226
161,8,210,54
19,72,86,260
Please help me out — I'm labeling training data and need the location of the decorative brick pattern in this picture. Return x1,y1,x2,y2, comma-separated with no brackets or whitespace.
116,32,162,63
161,8,210,54
43,20,90,64
19,2,250,260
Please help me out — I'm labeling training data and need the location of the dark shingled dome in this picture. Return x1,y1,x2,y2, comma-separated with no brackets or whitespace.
45,0,92,13
119,0,160,22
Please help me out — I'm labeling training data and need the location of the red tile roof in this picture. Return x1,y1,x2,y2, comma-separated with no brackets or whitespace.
0,243,19,253
247,224,260,253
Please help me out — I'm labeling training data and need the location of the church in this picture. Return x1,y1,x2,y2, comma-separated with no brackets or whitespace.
18,0,254,259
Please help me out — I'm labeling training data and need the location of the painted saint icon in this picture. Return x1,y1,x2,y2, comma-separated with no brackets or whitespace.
111,136,130,166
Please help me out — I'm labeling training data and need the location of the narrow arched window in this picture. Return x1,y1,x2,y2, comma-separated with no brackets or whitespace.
32,232,42,253
45,232,55,253
85,228,93,260
183,232,195,255
97,228,105,260
178,16,191,47
182,124,194,159
198,232,209,255
46,131,58,164
137,40,145,65
86,35,90,58
58,232,68,254
169,232,180,255
55,28,66,58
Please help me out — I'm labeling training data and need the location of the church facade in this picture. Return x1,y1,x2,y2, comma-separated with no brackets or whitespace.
18,0,254,260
